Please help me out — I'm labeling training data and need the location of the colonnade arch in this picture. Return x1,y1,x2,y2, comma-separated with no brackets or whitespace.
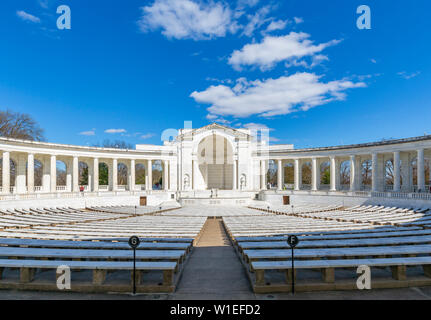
197,134,234,190
301,161,311,188
0,158,16,190
361,159,372,190
98,162,109,187
266,160,277,189
117,162,128,187
283,162,294,187
135,163,146,184
411,157,430,191
320,161,330,189
340,160,351,190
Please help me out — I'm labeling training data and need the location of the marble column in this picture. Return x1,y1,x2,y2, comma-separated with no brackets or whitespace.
66,159,72,192
260,160,267,190
371,153,378,192
72,156,79,192
393,151,401,192
311,157,318,191
147,159,152,191
350,155,357,192
112,159,118,191
50,155,56,193
16,154,27,194
2,151,10,194
232,159,237,190
27,153,34,193
277,159,283,190
294,159,300,191
164,160,169,191
330,156,337,191
417,149,425,191
130,159,135,191
400,153,411,192
93,158,99,192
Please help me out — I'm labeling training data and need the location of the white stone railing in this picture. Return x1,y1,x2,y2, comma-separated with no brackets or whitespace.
99,185,109,191
117,185,127,191
0,190,150,201
264,189,431,201
384,185,394,192
353,191,369,197
56,185,67,192
411,192,431,200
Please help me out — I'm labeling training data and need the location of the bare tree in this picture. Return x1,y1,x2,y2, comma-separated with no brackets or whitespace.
0,110,45,141
284,163,294,185
362,160,372,186
302,162,311,185
320,162,330,185
34,160,43,186
385,159,394,186
135,163,146,185
93,140,134,150
340,161,350,185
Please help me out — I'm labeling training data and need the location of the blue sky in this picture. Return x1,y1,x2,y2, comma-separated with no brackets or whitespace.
1,0,430,148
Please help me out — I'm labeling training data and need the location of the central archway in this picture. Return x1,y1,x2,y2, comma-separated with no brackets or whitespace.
197,134,233,190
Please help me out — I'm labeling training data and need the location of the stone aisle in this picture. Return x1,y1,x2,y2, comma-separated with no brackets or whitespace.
172,218,255,299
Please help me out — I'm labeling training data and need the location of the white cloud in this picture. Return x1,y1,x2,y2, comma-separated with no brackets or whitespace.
38,0,49,9
241,5,271,37
370,58,377,64
140,133,155,139
285,54,329,69
264,19,288,33
190,72,366,118
237,0,260,8
397,71,420,80
104,128,127,134
228,32,341,71
205,77,233,84
16,10,41,23
243,122,272,131
79,130,96,136
137,0,237,40
293,17,303,24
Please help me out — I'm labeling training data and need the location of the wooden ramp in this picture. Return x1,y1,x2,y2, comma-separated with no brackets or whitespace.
174,218,254,299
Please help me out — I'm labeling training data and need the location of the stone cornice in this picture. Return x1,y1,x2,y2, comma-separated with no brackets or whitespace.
270,135,431,154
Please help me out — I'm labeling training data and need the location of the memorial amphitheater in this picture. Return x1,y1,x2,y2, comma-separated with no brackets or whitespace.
0,123,430,296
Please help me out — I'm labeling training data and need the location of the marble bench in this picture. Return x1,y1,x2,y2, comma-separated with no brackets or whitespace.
238,235,431,250
0,259,177,286
236,229,431,243
251,256,431,286
0,238,191,251
244,244,431,263
0,246,186,262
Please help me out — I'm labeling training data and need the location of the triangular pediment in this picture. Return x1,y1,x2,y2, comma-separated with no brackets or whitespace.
178,123,251,140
